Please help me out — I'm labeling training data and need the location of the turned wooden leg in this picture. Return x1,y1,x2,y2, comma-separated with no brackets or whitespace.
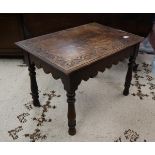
123,45,139,96
133,45,139,72
67,91,76,136
123,55,135,96
28,64,41,107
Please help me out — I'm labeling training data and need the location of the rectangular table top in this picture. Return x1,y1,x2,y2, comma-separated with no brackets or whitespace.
16,23,143,74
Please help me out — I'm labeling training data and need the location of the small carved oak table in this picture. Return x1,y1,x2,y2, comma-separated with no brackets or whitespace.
16,23,143,136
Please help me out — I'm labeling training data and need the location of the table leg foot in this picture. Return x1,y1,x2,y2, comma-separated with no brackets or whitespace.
28,64,41,107
67,91,76,136
123,89,129,96
68,122,76,136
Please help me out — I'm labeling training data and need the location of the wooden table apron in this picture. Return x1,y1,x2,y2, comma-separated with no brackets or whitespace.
23,43,139,135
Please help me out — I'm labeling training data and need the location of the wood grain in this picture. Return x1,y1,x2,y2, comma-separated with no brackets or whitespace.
16,23,143,74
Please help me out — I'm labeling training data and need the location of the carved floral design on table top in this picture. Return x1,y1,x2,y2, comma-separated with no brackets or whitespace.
16,23,143,73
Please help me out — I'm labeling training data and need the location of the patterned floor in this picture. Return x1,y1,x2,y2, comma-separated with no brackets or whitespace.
0,53,155,141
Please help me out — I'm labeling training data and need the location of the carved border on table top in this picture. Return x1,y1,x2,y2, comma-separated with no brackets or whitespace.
30,55,63,80
17,25,143,74
30,46,133,92
74,48,132,81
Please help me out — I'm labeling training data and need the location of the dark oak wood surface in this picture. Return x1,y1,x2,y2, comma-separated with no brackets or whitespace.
16,23,143,136
16,23,143,74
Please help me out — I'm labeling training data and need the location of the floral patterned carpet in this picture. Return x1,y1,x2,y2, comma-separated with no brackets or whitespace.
0,53,155,142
